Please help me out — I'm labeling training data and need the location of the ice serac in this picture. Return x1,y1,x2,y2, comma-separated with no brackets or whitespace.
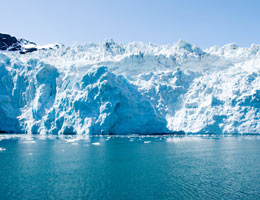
0,53,167,134
1,36,260,134
51,66,167,135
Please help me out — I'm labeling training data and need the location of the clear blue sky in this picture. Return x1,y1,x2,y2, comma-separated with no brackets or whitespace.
2,0,260,48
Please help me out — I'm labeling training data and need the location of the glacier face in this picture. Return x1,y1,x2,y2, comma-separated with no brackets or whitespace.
1,39,260,134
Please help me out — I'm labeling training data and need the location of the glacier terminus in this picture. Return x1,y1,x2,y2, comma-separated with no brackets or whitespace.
1,33,260,134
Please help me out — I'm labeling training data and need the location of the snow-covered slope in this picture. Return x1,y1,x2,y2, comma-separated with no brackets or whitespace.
0,33,62,54
1,37,260,134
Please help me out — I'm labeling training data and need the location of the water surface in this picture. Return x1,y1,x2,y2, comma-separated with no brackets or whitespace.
0,135,260,200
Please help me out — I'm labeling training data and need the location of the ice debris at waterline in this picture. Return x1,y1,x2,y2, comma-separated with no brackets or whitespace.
1,34,260,134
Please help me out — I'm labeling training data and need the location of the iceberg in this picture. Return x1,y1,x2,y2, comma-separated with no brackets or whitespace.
1,33,260,134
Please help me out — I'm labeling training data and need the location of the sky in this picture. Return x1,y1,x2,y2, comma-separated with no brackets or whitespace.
1,0,260,49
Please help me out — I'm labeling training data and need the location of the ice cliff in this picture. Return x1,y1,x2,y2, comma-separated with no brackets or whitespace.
1,35,260,134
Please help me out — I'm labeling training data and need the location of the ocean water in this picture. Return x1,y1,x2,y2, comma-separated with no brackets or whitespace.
0,135,260,200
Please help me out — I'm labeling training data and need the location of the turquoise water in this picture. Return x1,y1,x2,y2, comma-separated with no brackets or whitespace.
0,135,260,200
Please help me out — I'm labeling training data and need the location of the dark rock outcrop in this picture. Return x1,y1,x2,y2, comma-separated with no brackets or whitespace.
0,33,19,51
0,33,37,54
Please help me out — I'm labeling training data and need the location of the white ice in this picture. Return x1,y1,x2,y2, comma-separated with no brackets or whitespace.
1,40,260,134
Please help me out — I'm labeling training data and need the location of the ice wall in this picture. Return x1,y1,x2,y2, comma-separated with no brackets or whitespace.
1,39,260,134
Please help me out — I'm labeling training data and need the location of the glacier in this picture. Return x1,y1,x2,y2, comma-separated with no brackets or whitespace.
1,37,260,134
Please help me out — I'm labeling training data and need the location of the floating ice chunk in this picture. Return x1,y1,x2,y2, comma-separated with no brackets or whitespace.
22,140,36,144
106,136,111,141
65,138,78,143
166,137,202,143
0,147,6,151
92,142,101,146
